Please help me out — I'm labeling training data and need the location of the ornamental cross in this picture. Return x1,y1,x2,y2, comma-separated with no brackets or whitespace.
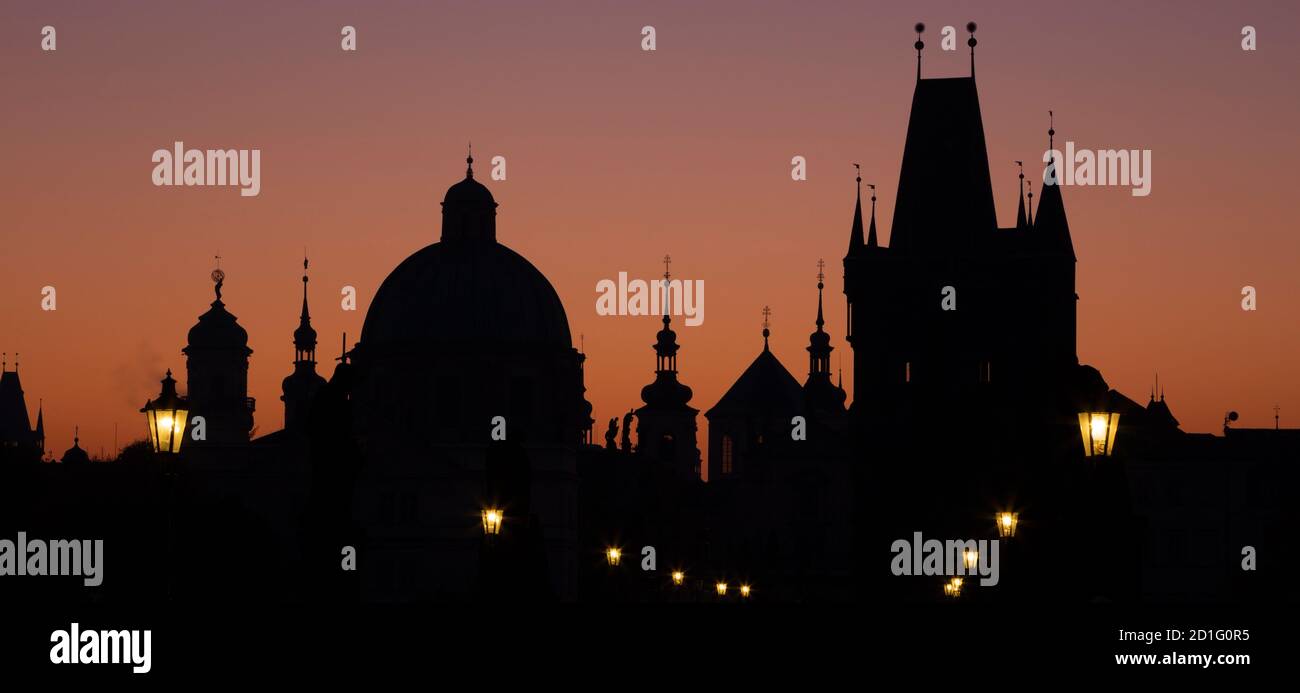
762,305,772,330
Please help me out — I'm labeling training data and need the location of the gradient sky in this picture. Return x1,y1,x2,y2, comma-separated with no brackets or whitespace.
3,1,1298,470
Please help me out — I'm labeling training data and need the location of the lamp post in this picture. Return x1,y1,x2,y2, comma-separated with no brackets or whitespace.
605,547,622,567
1078,412,1120,457
140,370,189,454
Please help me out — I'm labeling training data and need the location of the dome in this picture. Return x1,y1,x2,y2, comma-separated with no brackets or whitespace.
360,241,571,350
186,300,250,351
61,439,90,465
443,176,496,205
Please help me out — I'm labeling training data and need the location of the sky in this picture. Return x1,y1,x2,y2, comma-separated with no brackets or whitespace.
2,1,1298,469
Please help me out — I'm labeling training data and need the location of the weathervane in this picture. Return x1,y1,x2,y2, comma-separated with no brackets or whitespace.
212,253,225,300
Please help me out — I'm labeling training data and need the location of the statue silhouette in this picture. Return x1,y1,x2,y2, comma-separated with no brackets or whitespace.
604,417,618,450
620,409,635,453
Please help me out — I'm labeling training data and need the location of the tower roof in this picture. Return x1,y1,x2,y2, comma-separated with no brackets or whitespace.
706,348,804,420
889,77,997,255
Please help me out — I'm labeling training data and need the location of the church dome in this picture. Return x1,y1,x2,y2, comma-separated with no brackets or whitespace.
443,175,495,205
361,242,571,349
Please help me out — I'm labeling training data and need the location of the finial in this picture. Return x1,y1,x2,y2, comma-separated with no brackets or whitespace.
337,332,349,364
661,253,673,318
1016,160,1024,184
2,352,5,372
211,254,226,301
967,22,977,77
761,305,772,349
1026,181,1034,226
853,162,861,189
869,183,876,205
580,333,585,355
914,23,926,80
815,259,826,330
816,258,826,287
1048,110,1055,154
466,141,474,178
74,425,79,445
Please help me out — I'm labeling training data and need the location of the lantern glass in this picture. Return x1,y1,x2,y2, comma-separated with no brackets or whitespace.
963,549,978,571
740,584,752,598
606,547,621,566
141,370,189,454
482,508,503,536
671,571,685,586
1078,412,1120,457
716,581,728,596
996,512,1019,538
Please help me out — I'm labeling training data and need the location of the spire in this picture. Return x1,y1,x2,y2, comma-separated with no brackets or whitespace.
1015,161,1028,229
35,398,44,441
1026,180,1034,227
466,142,474,179
815,260,826,330
762,306,772,352
914,23,925,80
1036,110,1075,258
807,262,834,380
867,184,879,247
847,165,865,254
967,22,977,77
293,257,318,363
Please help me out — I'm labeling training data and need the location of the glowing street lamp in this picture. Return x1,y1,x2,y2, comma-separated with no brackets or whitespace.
1078,412,1120,457
996,512,1019,539
944,577,963,597
962,549,979,571
740,584,752,598
481,508,503,536
671,571,685,586
606,547,622,567
716,581,728,596
140,370,189,454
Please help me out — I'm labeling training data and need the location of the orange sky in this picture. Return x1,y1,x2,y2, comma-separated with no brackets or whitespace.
3,1,1299,466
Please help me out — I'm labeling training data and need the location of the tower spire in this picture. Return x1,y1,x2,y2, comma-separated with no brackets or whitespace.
1026,179,1034,227
847,165,865,254
867,184,879,247
914,23,926,80
1015,161,1028,229
967,22,977,77
466,142,474,179
815,259,826,331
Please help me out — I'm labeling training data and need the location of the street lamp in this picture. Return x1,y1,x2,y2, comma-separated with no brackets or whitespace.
716,581,728,596
944,577,963,597
1078,412,1120,457
606,547,622,567
962,549,978,571
996,512,1019,538
140,370,189,454
671,571,685,586
481,508,503,536
740,584,752,598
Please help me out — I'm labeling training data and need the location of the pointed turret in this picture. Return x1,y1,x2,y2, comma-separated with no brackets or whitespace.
34,400,44,456
1015,161,1028,229
847,166,866,255
1036,112,1075,259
